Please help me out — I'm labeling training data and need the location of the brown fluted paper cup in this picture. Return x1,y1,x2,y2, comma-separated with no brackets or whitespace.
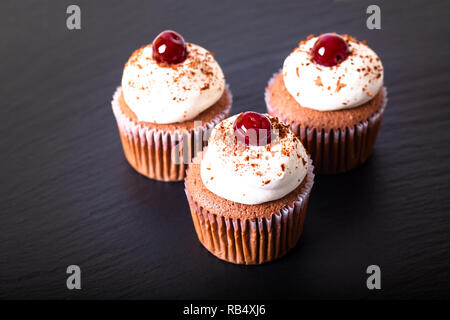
265,72,387,174
112,86,232,181
184,156,314,265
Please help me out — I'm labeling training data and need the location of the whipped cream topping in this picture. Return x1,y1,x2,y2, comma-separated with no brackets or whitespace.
200,114,309,205
283,35,384,111
121,43,225,123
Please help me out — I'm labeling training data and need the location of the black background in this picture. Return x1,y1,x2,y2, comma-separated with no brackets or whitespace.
1,0,450,299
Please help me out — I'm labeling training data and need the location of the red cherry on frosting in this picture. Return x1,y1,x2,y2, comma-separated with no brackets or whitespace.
152,30,187,65
311,33,350,67
233,112,272,146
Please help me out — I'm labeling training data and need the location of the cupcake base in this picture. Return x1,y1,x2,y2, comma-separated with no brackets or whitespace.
184,155,314,265
265,72,387,174
112,86,232,181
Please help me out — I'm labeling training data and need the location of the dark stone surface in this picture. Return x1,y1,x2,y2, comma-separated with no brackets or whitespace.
1,0,449,299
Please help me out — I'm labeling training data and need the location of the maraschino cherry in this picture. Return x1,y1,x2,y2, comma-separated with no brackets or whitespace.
311,33,349,67
233,112,272,146
152,30,187,65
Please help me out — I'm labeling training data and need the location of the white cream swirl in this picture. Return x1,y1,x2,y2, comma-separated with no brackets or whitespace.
283,35,384,111
121,43,225,123
200,114,309,205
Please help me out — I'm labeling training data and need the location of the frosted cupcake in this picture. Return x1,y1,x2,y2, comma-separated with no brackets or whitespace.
266,34,386,174
185,112,314,264
112,30,232,181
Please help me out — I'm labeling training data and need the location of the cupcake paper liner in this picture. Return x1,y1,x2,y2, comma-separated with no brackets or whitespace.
184,156,314,265
265,72,387,174
111,86,232,181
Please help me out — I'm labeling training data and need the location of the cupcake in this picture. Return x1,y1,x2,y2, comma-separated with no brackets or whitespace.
265,34,386,174
112,30,232,181
184,112,314,264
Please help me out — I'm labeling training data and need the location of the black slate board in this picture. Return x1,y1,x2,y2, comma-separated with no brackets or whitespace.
1,0,450,299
